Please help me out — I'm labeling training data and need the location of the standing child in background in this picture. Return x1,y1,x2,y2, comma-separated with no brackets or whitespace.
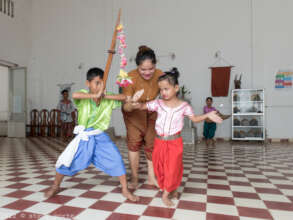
203,97,218,146
133,68,222,206
57,89,75,141
45,67,138,202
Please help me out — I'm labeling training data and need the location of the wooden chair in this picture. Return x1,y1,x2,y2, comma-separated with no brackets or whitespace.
39,109,49,137
30,109,39,136
48,109,61,137
72,109,78,127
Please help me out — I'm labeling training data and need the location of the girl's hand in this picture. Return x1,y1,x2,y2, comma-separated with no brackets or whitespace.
207,111,223,123
130,102,142,109
131,89,144,102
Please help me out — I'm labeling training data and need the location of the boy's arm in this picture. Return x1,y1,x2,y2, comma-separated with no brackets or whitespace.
72,92,101,100
104,93,126,101
189,111,223,123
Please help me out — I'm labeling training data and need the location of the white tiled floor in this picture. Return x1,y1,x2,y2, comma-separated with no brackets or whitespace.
1,137,293,220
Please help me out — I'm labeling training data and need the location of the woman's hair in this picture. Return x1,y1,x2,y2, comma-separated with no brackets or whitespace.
206,97,213,102
158,67,180,86
135,45,157,66
61,89,68,95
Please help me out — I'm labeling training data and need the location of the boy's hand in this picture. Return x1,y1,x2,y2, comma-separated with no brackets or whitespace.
95,81,105,98
207,111,223,123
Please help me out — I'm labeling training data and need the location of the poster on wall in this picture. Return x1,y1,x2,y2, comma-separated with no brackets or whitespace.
275,70,293,89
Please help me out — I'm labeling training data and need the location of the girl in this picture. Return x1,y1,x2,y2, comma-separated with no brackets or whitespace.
133,68,222,206
203,97,230,146
203,97,218,146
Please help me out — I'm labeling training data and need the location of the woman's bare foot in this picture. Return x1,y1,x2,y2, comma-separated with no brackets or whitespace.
45,185,59,198
147,177,159,188
162,191,174,207
128,179,139,189
122,189,139,202
169,190,179,199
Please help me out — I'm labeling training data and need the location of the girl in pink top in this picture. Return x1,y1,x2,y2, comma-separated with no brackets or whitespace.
134,68,222,207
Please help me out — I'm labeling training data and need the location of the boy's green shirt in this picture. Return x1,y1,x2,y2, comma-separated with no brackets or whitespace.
73,89,121,131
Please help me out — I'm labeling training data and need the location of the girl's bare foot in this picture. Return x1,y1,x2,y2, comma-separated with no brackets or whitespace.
122,189,139,202
162,191,174,207
211,139,216,147
169,190,179,199
45,185,59,198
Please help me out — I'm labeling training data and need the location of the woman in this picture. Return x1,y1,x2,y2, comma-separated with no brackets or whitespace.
57,89,75,141
122,46,163,188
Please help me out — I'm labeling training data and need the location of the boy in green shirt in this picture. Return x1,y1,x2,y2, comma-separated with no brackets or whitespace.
45,67,138,202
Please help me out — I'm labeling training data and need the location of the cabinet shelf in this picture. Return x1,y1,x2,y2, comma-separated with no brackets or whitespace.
233,113,264,116
232,126,263,128
232,89,265,141
233,101,263,103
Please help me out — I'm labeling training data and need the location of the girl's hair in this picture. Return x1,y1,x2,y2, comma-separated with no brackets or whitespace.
135,45,157,66
206,97,213,101
158,67,180,86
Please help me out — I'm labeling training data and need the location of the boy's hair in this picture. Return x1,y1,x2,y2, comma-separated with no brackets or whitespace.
87,67,104,81
158,67,180,86
135,45,157,66
61,89,68,95
206,97,213,102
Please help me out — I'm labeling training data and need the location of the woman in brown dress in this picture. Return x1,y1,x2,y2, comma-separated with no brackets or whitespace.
122,46,163,188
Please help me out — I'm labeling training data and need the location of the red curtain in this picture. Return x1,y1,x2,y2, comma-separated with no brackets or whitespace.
211,66,232,97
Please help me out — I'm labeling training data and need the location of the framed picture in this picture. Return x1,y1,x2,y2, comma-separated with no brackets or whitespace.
0,0,2,13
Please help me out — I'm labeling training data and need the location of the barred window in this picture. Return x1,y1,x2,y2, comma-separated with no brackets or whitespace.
0,0,14,18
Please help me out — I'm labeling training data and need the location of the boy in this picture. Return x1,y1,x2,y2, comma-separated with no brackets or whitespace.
45,67,138,201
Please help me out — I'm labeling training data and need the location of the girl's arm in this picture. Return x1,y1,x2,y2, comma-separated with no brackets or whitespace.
123,101,147,112
189,111,223,123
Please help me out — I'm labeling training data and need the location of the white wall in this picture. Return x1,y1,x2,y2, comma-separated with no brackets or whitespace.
0,66,9,121
0,0,32,66
252,0,293,138
23,0,293,138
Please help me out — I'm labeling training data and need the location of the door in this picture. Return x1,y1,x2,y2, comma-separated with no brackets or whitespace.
8,67,27,137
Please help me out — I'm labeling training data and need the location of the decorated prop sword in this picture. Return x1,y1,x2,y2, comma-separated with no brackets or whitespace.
102,9,143,102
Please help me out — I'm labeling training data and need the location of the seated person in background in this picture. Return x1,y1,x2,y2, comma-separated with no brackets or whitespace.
57,89,75,141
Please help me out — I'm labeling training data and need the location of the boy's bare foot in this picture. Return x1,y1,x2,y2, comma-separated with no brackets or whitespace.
169,190,179,199
45,185,59,198
162,192,174,207
122,189,139,202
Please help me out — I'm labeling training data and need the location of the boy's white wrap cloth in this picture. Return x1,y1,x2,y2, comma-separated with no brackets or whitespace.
55,125,102,168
